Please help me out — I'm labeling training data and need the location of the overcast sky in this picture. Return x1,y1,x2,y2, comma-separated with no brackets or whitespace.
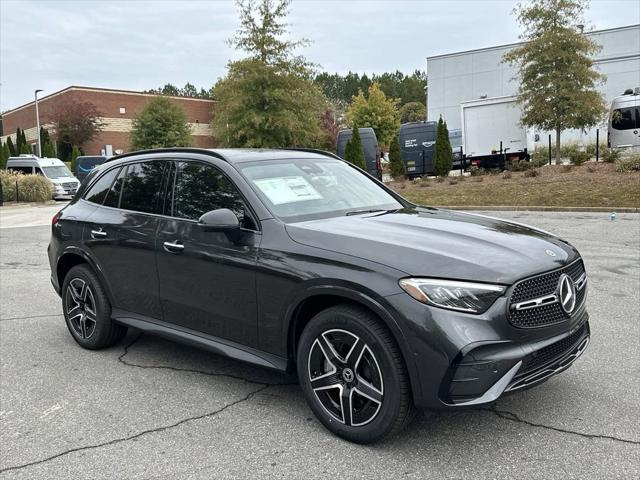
0,0,637,111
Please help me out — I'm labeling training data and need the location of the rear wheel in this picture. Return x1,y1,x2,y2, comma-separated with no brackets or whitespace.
62,264,126,349
297,304,414,443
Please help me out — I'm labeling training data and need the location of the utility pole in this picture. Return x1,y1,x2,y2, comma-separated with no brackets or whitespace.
35,89,43,157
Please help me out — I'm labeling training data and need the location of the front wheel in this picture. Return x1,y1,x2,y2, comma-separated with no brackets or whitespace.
297,304,414,443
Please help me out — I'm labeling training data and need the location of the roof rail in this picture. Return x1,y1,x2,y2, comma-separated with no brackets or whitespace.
104,147,229,164
278,148,344,161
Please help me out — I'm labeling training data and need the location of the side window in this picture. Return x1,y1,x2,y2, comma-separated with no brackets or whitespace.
611,107,635,130
119,161,167,214
84,168,120,205
104,167,127,208
34,168,44,176
172,162,250,226
8,166,33,174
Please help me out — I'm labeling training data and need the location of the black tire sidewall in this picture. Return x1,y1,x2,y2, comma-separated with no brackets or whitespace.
297,306,405,443
61,265,114,349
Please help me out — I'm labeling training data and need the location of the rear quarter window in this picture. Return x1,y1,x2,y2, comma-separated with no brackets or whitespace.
84,168,120,205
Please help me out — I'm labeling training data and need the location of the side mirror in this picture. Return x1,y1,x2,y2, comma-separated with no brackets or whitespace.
197,208,240,232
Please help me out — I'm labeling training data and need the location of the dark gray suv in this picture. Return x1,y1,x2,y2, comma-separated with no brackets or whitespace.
48,148,590,443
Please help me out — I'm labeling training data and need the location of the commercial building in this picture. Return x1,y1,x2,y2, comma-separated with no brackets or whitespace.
427,24,640,145
0,86,216,155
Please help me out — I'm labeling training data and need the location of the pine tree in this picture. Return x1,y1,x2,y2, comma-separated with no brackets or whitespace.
389,135,404,179
15,128,23,153
43,141,57,159
0,142,10,169
70,146,81,174
345,125,366,170
433,117,452,177
6,136,16,157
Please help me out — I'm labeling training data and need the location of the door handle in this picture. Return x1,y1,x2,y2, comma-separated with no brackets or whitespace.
90,229,107,239
163,241,185,253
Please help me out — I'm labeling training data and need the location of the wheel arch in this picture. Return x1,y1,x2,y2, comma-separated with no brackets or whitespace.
284,286,422,401
56,248,115,304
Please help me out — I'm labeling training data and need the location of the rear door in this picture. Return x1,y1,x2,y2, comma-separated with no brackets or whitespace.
83,160,170,319
155,159,261,346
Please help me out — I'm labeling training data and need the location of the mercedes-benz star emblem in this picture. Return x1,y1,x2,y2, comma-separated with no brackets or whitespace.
558,274,576,315
342,368,354,383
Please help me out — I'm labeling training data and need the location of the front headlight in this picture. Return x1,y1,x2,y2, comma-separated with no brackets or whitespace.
399,278,506,314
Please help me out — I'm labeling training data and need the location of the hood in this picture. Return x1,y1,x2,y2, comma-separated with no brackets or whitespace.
285,207,580,285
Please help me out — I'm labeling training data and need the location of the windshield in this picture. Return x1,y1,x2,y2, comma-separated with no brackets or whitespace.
238,158,403,222
42,166,73,179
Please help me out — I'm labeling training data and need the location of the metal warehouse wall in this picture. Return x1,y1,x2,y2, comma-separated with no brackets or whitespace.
427,24,640,144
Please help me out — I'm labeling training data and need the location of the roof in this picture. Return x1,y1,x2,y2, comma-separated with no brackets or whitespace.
1,85,215,116
426,24,640,61
105,147,340,165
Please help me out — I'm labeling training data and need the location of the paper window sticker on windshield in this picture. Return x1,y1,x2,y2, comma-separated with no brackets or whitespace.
254,176,323,205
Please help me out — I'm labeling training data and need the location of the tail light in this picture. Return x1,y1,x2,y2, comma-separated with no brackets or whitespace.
52,211,62,225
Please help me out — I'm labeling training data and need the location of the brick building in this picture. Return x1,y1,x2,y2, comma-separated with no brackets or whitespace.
0,86,216,156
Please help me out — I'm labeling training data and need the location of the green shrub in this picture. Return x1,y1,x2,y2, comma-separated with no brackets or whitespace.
433,117,452,177
601,147,622,163
585,142,606,158
0,170,54,202
615,154,640,173
469,166,482,176
388,136,404,179
507,159,532,171
531,146,549,166
568,149,591,166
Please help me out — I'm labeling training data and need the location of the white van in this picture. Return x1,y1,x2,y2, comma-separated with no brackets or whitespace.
7,155,81,199
608,88,639,151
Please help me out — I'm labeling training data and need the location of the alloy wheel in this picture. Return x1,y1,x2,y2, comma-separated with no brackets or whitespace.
65,278,98,340
308,329,384,427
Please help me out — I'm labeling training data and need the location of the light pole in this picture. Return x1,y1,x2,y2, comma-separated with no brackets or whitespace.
34,89,43,157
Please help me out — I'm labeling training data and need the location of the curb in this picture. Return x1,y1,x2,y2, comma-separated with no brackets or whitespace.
435,206,639,213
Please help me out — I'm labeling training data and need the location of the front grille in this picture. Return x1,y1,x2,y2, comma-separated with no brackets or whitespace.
62,182,77,189
508,259,586,328
519,324,588,376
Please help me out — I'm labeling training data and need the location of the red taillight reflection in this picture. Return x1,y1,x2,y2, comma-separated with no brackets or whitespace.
52,211,62,225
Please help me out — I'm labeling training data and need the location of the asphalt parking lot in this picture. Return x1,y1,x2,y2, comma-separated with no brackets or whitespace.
1,206,639,479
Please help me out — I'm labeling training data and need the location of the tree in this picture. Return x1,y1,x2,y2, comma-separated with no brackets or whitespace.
389,136,404,179
0,141,10,168
433,117,452,177
15,128,24,153
212,0,326,147
70,145,81,173
503,0,606,164
130,96,192,150
319,109,340,150
6,136,16,156
347,83,400,148
400,102,426,123
345,124,366,169
50,100,104,151
40,127,56,158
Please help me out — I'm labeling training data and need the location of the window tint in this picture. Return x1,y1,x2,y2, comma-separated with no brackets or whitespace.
611,107,636,130
119,161,167,214
172,162,247,224
8,166,33,174
104,167,126,208
84,168,120,205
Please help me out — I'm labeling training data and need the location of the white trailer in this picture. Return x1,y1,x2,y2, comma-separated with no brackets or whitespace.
460,96,532,168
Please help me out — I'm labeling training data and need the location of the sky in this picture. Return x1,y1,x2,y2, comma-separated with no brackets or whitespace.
0,0,638,111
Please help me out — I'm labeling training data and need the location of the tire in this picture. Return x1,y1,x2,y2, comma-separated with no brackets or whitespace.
61,264,127,349
297,304,415,443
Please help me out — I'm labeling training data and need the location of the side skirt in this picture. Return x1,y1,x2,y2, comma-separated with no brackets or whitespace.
112,309,289,372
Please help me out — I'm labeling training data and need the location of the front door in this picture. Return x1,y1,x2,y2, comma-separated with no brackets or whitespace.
156,160,261,347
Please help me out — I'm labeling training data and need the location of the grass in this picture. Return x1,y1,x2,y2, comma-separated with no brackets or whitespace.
391,163,640,208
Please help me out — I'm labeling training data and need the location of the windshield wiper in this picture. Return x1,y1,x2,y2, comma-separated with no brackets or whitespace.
345,209,390,216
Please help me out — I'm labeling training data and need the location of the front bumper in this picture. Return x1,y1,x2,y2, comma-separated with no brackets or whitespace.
384,289,590,409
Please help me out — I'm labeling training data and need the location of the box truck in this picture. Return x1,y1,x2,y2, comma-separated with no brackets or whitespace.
461,96,530,169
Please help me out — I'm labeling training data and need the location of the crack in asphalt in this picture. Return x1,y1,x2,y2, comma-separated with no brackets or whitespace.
485,406,640,445
117,334,297,387
0,384,270,475
0,313,63,322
